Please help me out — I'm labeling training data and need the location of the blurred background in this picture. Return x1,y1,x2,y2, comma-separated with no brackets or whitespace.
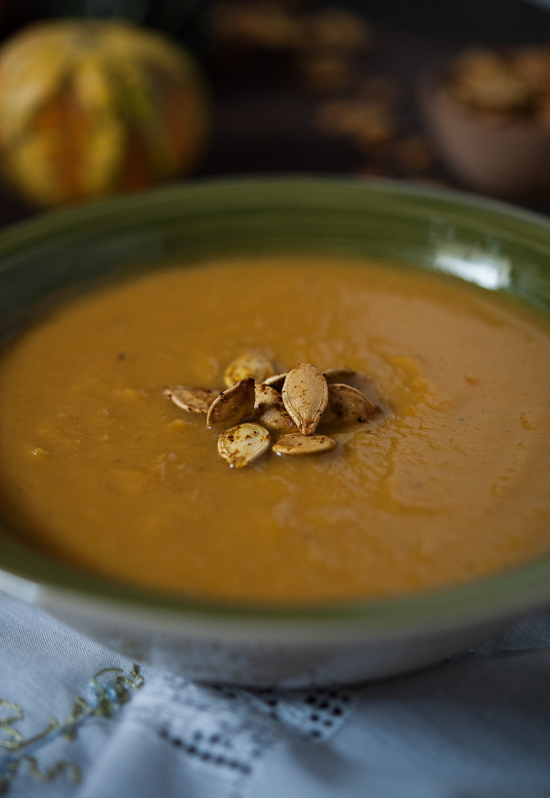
0,0,549,227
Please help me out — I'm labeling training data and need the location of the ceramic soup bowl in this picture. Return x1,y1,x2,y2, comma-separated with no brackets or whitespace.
0,177,549,687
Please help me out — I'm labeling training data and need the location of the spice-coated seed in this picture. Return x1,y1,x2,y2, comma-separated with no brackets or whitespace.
254,384,297,432
163,385,219,414
206,377,256,427
323,383,380,425
272,431,337,455
223,353,275,387
218,422,271,468
322,367,356,384
282,363,328,435
261,372,288,391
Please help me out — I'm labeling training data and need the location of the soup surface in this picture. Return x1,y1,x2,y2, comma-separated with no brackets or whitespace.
0,256,549,603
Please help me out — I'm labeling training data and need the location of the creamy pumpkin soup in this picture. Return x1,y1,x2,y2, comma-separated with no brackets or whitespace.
0,255,549,603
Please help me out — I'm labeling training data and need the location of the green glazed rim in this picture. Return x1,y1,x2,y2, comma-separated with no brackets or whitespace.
0,175,549,633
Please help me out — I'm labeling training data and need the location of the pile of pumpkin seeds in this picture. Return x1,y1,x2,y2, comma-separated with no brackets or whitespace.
163,353,381,468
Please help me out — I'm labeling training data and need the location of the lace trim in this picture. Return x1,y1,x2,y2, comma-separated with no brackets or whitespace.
0,667,357,796
128,673,357,798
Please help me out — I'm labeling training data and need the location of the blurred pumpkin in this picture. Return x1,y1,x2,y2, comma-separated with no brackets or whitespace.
0,19,210,207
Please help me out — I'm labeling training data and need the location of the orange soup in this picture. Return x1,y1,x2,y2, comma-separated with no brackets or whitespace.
0,255,549,603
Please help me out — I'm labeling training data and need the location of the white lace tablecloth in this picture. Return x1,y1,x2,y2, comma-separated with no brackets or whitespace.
1,592,549,798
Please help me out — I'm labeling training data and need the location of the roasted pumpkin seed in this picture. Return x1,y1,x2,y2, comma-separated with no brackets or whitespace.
163,385,219,414
206,377,255,427
273,431,337,455
282,363,328,435
254,384,297,432
262,372,288,391
218,423,271,468
323,383,380,425
224,353,275,387
164,355,383,469
322,367,356,384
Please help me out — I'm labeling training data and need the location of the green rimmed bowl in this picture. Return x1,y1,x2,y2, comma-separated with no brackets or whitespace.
0,176,549,687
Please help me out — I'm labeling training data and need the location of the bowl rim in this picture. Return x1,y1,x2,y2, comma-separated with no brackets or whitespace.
1,173,550,633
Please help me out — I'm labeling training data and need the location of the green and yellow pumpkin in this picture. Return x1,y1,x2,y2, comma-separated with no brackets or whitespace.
0,19,210,207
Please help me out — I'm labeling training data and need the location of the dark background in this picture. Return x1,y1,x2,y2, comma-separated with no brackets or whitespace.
0,0,549,227
2,0,550,43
